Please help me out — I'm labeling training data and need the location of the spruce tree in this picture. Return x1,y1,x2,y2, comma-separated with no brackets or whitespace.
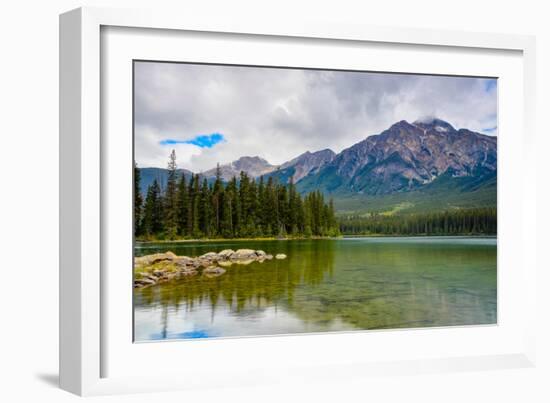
220,189,234,238
134,163,143,236
191,174,200,237
142,179,163,237
176,173,188,237
163,150,179,239
199,178,212,237
186,174,195,236
228,177,241,236
264,177,277,236
257,176,267,233
212,163,223,236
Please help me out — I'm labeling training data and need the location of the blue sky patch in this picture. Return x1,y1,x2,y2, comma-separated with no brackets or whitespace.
175,330,210,339
484,80,497,92
160,133,225,148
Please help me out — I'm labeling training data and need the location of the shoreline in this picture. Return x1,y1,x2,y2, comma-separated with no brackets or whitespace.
135,234,497,244
135,236,340,244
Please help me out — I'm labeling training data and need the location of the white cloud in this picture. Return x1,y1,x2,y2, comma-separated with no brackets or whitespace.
134,62,497,170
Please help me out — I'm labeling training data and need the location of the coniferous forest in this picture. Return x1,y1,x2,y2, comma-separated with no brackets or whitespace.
135,150,497,240
339,208,497,236
135,150,340,240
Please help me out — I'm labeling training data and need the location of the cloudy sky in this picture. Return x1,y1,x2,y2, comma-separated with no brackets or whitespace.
134,61,497,171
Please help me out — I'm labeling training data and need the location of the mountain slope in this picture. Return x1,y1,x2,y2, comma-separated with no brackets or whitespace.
138,167,195,196
202,156,277,181
298,118,497,198
137,118,497,214
264,149,336,184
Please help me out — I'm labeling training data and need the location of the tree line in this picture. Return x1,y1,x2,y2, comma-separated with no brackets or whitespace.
134,150,340,240
339,207,497,236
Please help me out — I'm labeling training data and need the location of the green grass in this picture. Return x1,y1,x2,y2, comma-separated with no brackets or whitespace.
331,171,496,215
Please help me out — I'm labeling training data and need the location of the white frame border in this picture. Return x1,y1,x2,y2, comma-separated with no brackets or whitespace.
59,6,537,396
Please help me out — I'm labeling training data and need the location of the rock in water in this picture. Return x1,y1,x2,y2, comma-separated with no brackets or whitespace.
203,266,226,278
218,249,235,259
234,259,254,265
200,252,219,260
231,249,257,260
275,253,287,259
134,251,177,267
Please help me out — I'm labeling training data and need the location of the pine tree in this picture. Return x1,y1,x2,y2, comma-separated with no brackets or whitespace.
199,178,212,237
190,174,200,237
265,177,278,236
212,163,223,236
163,150,179,239
277,184,288,236
142,179,163,237
136,150,343,240
228,177,241,236
257,176,266,233
176,173,188,237
134,163,143,236
220,189,234,238
287,176,298,234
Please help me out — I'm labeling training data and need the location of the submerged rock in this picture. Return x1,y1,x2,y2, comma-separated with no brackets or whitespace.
203,266,226,278
234,259,254,265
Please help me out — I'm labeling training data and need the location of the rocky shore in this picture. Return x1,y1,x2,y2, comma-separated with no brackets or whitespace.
134,249,287,288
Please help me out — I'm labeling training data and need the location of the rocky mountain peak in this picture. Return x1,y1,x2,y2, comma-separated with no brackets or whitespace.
297,118,496,196
413,117,456,133
279,148,336,182
139,118,496,201
232,156,272,170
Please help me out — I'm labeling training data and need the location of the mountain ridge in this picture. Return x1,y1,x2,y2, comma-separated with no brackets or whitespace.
137,118,497,213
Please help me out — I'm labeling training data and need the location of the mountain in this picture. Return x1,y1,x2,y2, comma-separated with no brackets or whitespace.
297,118,497,197
137,118,496,214
202,156,277,181
138,167,194,196
265,149,336,183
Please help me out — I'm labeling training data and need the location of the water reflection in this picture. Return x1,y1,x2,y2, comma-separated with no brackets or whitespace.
134,238,496,341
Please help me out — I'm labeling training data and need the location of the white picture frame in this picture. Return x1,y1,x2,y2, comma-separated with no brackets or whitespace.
59,6,537,396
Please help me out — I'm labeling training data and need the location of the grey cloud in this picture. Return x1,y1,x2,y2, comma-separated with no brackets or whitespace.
134,61,497,171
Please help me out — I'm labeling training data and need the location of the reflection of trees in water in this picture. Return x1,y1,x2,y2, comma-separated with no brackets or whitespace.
134,240,335,315
134,241,497,332
287,243,497,330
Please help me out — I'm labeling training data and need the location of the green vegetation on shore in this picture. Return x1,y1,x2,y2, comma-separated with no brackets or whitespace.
135,150,340,241
339,207,497,236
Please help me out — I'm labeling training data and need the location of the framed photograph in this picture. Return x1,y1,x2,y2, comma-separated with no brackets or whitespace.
60,7,537,396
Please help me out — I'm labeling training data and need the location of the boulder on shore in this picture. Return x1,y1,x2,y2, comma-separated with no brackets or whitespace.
134,251,177,267
134,248,288,288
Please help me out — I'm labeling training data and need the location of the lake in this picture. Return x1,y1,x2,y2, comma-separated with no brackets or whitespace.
133,237,497,341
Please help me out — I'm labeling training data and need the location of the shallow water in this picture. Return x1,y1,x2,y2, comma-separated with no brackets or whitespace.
133,237,497,341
